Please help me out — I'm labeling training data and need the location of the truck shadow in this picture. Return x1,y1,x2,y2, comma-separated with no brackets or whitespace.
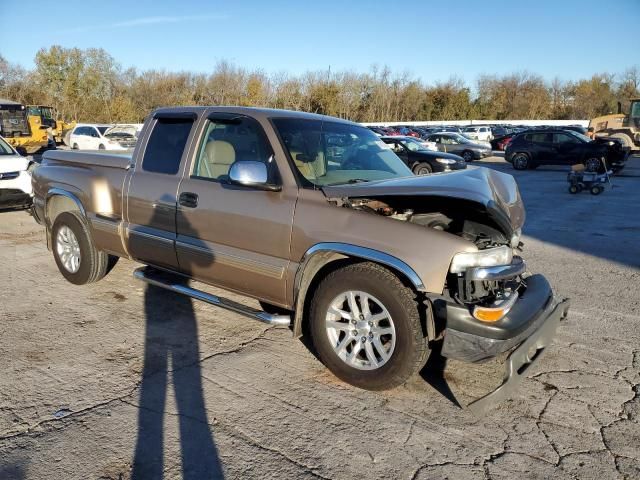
131,209,224,479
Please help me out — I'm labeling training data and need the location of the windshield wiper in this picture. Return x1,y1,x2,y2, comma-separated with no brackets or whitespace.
326,178,370,186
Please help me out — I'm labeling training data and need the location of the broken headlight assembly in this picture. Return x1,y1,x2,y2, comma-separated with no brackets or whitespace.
449,245,513,274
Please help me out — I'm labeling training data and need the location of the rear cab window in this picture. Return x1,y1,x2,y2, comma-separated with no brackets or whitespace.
142,117,195,174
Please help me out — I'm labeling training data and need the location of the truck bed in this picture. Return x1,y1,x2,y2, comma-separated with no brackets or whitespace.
42,150,132,170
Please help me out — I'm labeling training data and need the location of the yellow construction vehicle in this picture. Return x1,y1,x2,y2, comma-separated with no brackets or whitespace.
26,105,76,145
589,98,640,151
0,99,49,154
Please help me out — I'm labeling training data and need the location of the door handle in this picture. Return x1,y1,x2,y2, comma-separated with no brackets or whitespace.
179,192,198,208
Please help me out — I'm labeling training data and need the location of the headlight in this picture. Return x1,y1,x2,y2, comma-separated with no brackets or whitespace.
436,158,457,165
450,246,513,274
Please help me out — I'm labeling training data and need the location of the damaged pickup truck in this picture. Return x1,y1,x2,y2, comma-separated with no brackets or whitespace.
32,107,569,412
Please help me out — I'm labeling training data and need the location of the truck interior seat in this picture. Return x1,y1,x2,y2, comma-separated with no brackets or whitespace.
200,140,236,179
291,151,326,181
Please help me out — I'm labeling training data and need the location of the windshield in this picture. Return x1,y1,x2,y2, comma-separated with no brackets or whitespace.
401,138,429,152
0,136,15,155
97,126,109,135
568,131,591,142
463,127,477,132
273,119,412,186
448,133,471,143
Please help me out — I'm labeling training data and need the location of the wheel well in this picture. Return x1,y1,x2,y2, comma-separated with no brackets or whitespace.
293,255,421,338
47,194,82,227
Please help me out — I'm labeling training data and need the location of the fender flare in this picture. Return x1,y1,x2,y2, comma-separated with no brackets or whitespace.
45,187,86,225
292,242,426,337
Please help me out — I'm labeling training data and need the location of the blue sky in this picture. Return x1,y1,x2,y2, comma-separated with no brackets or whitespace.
1,0,638,85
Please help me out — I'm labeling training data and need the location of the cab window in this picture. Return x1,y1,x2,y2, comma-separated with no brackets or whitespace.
193,116,277,183
142,117,194,175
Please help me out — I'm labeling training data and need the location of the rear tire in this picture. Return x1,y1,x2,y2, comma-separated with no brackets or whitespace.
512,152,530,170
52,211,110,285
413,162,432,175
98,144,105,150
72,143,79,150
309,262,429,391
569,185,579,194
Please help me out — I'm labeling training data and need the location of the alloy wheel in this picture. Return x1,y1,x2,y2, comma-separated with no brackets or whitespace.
325,291,396,370
56,225,81,273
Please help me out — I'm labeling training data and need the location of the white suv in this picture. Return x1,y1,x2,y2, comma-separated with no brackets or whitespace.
462,126,493,142
0,135,33,209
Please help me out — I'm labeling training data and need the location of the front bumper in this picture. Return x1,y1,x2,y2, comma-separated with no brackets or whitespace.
0,170,33,208
440,274,559,362
475,150,491,159
437,274,570,414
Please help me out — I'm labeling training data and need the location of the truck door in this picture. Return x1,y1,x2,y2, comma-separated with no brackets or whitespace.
125,113,197,270
175,113,296,306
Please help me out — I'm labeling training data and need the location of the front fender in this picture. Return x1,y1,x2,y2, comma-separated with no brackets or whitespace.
291,242,427,337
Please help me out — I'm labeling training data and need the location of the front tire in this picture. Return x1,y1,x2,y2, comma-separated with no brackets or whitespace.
309,262,429,390
462,150,474,162
413,162,432,175
585,157,601,172
72,143,79,150
52,211,110,285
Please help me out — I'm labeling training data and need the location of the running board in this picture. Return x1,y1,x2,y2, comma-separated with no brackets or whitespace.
133,266,291,327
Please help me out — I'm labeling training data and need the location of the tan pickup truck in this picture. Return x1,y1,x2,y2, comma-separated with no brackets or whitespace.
32,107,569,412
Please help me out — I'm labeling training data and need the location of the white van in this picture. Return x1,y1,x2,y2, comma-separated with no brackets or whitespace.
463,126,493,142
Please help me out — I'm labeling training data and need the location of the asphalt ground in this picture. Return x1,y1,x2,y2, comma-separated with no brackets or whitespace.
0,154,639,479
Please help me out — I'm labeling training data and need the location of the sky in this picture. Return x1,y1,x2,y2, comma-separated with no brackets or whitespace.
1,0,638,85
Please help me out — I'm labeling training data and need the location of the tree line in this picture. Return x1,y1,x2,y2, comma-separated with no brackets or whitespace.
1,46,638,124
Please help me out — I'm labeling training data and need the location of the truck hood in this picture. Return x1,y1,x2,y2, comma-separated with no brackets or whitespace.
0,154,29,173
322,166,525,235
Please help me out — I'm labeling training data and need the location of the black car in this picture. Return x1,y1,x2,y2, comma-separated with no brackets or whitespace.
380,136,466,174
560,125,588,135
505,129,628,171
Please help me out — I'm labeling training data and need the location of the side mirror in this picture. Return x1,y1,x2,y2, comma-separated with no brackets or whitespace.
16,146,27,156
228,161,280,191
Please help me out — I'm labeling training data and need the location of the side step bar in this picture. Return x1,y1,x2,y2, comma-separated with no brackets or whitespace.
133,266,291,327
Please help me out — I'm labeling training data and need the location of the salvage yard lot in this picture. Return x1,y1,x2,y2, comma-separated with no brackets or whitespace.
1,155,639,479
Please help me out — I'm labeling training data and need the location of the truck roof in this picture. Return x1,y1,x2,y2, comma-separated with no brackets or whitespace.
151,106,356,125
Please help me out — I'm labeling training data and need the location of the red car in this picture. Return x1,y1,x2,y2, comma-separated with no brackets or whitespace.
494,135,513,151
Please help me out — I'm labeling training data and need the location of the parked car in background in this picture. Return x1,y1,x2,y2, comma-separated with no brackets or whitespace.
426,132,492,161
491,126,510,138
367,126,386,136
69,124,138,151
437,126,463,133
0,134,32,209
560,125,588,135
462,125,493,141
491,134,514,151
505,129,629,171
380,136,464,174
